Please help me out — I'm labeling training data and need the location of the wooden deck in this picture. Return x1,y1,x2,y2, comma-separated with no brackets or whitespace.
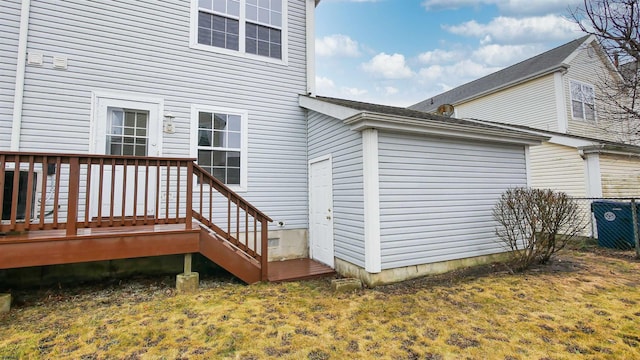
268,258,336,282
1,152,273,283
0,224,201,269
1,225,336,283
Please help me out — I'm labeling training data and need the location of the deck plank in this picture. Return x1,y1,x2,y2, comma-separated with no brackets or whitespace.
0,223,200,244
268,258,336,282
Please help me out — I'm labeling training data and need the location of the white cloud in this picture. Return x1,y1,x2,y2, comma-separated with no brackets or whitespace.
422,0,476,11
418,59,502,88
418,49,464,65
361,53,414,79
316,76,336,94
422,0,581,16
384,86,399,95
342,87,368,96
316,34,361,57
444,15,582,44
472,44,543,67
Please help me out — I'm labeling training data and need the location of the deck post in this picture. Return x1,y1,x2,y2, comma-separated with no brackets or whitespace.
186,161,193,230
184,253,192,274
261,218,269,281
66,157,80,236
176,253,198,293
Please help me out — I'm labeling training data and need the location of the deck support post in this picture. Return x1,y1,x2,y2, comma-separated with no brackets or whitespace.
176,253,198,293
184,253,192,274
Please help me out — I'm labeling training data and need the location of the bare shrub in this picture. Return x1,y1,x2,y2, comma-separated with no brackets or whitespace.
493,188,587,271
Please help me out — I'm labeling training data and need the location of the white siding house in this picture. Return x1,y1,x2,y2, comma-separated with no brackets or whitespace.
301,96,545,286
4,0,572,287
411,35,640,200
3,0,317,260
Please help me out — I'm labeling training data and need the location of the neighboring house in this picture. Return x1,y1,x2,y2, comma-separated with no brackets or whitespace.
1,0,547,286
411,35,640,199
299,96,545,285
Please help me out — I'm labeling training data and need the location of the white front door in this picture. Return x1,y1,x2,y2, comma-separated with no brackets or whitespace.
309,156,335,267
90,94,162,219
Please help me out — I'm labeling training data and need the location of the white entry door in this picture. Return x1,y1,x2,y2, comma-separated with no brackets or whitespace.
309,156,335,267
90,94,162,219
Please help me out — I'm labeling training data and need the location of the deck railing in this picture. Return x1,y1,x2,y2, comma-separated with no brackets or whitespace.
0,152,271,276
192,164,271,279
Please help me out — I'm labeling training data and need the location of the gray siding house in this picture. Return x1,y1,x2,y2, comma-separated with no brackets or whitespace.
301,96,545,285
3,0,546,286
1,0,318,262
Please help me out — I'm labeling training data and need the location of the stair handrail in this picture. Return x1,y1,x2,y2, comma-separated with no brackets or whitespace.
191,163,272,280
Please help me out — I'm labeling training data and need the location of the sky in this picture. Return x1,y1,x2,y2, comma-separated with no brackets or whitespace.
314,0,587,107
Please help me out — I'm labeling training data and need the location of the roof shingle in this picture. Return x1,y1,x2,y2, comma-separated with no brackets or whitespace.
409,35,591,112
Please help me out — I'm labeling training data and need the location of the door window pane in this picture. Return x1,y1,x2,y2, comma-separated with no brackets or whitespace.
107,108,149,156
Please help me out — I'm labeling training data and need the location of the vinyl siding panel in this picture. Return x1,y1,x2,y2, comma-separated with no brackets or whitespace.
0,0,21,150
307,110,365,268
564,42,620,142
377,133,527,270
600,154,640,197
456,75,557,131
529,142,587,197
13,0,309,229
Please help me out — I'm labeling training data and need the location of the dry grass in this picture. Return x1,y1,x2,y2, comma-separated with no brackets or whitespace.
1,249,640,359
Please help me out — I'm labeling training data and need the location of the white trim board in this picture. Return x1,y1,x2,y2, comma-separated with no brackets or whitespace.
90,91,164,155
362,128,381,273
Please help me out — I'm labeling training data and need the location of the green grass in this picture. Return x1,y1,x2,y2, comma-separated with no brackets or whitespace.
1,250,640,359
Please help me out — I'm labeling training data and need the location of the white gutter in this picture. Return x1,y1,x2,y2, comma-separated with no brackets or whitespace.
11,0,31,151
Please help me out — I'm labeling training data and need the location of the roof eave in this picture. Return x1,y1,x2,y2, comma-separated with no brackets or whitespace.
344,112,548,146
580,144,640,156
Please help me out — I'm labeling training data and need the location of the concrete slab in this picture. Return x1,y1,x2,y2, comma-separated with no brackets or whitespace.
331,278,362,293
0,293,11,313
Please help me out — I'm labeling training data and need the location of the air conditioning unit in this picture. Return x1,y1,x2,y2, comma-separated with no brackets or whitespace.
2,169,40,221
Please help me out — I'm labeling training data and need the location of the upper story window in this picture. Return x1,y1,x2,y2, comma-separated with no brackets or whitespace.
570,80,595,121
193,0,285,61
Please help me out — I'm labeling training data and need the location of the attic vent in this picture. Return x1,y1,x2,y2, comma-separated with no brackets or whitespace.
436,104,455,117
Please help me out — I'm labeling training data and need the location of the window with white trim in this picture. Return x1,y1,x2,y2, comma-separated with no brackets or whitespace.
194,0,284,60
570,80,596,121
192,106,248,190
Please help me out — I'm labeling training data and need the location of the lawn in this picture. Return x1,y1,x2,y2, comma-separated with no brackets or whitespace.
1,249,639,359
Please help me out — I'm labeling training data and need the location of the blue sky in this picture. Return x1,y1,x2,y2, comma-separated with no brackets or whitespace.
314,0,586,106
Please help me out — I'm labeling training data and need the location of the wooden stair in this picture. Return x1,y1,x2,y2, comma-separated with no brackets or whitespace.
198,228,262,284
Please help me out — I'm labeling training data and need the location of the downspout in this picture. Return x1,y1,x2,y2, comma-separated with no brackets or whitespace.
11,0,31,151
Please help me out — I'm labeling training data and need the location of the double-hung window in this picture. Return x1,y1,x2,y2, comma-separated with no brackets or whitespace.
570,80,596,121
194,0,284,61
192,106,248,191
